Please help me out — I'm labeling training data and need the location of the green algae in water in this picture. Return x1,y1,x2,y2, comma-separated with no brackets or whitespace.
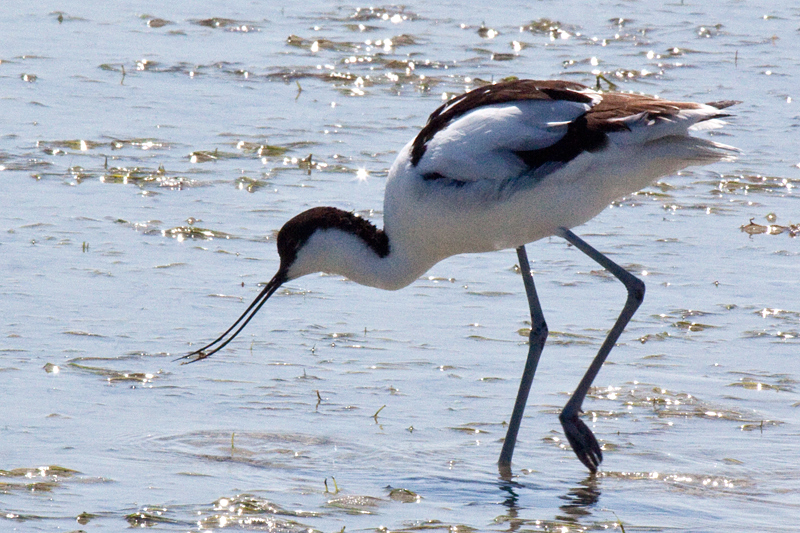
77,512,97,525
189,149,241,163
584,382,782,425
194,494,320,532
235,140,289,157
326,495,383,515
387,487,421,503
67,358,160,384
0,466,79,478
0,466,82,494
161,225,232,240
235,176,270,193
101,166,195,189
126,509,177,527
212,494,319,518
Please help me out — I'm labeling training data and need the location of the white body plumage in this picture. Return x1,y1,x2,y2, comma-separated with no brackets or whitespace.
289,88,735,290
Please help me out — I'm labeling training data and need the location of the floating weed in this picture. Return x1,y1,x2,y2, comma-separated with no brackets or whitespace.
598,470,748,495
69,167,199,190
494,514,621,532
66,356,162,384
491,52,516,62
0,466,81,494
755,307,800,322
145,17,173,28
155,430,334,467
0,466,79,478
280,153,332,173
49,11,87,23
98,165,196,190
477,24,500,39
740,218,799,237
606,67,659,80
743,309,800,341
665,46,697,56
161,225,232,241
115,217,235,241
449,426,490,435
742,327,800,342
189,149,241,163
210,494,318,518
287,34,360,53
728,378,792,392
714,173,798,196
539,330,597,346
62,330,104,337
102,51,447,94
98,62,123,72
135,58,160,71
37,139,105,152
235,176,271,193
522,17,563,34
326,494,383,515
636,331,673,344
672,320,717,332
76,511,97,525
653,309,718,332
345,22,380,32
466,290,514,297
520,17,581,42
585,383,775,425
202,515,319,531
126,508,178,527
696,24,724,38
739,420,783,431
727,371,796,393
109,138,170,151
235,140,289,158
190,18,260,32
347,6,419,23
387,487,422,503
193,17,237,28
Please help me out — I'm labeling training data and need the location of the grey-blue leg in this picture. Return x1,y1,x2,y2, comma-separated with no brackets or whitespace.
557,228,645,473
498,245,549,469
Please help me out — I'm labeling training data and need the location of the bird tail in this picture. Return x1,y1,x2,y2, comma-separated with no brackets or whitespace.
656,135,739,165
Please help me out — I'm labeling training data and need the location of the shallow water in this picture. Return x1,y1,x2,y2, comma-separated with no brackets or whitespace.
1,1,799,531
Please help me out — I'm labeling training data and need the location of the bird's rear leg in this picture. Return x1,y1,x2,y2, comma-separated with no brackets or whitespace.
557,227,645,473
559,408,602,473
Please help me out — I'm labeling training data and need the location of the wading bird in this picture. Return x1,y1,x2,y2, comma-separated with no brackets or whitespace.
181,79,737,473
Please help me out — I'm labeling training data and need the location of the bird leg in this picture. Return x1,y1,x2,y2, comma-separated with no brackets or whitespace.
498,245,548,470
557,228,645,473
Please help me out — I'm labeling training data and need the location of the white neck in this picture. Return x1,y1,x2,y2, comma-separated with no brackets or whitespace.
285,227,430,291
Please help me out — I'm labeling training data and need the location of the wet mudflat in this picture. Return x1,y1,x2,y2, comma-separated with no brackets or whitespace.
1,1,799,531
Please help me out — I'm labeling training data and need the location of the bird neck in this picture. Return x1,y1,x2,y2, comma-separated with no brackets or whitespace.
284,217,432,291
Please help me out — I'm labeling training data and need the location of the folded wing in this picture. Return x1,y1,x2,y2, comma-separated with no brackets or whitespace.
411,80,736,185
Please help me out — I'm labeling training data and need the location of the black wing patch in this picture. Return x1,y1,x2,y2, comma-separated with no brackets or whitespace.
421,172,468,187
514,115,608,169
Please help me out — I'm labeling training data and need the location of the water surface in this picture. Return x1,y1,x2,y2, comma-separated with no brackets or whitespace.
1,1,799,531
